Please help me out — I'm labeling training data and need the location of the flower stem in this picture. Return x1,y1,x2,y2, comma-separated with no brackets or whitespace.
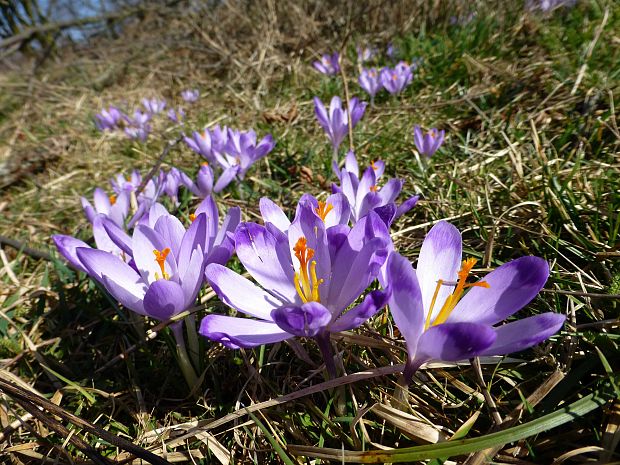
315,332,337,380
171,322,199,392
185,314,201,369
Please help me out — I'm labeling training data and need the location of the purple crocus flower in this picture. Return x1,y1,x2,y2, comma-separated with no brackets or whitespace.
110,170,141,194
413,125,445,157
314,96,367,161
162,167,192,206
211,128,275,192
81,188,130,227
312,52,340,76
386,221,566,384
386,43,397,59
124,110,151,142
358,68,382,104
200,199,391,377
356,46,376,63
184,163,214,198
332,151,418,224
380,62,413,95
142,98,166,114
75,208,208,323
167,107,185,124
184,125,229,163
95,106,123,131
181,89,200,103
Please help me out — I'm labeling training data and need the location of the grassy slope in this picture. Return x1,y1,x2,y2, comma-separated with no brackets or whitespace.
0,1,618,463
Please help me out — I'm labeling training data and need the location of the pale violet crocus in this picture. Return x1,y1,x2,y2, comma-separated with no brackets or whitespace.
124,110,151,141
110,170,141,194
162,167,192,206
167,107,185,124
380,62,413,95
386,221,566,385
200,199,391,377
357,45,377,63
211,128,275,192
142,97,167,114
181,89,199,103
184,163,214,198
314,96,367,161
414,125,445,158
313,52,340,76
81,188,130,227
184,125,229,163
358,68,382,105
95,106,123,131
332,151,418,224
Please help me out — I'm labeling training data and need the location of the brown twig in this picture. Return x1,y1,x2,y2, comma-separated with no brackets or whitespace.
0,234,52,261
135,135,184,197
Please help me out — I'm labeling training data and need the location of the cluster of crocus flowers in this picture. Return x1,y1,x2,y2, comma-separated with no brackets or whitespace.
95,106,123,131
332,150,418,225
387,221,566,384
200,196,391,377
413,125,446,158
184,125,275,192
314,96,367,161
380,61,414,95
312,51,340,75
181,89,200,103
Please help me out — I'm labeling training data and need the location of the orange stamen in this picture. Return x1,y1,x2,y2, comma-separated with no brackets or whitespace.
430,258,490,327
189,213,197,222
153,247,171,280
315,201,334,222
109,195,117,205
370,185,378,193
293,237,322,303
371,160,379,170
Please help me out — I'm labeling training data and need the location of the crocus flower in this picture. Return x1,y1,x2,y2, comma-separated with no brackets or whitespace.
184,125,229,163
356,45,376,63
211,128,275,192
124,110,151,141
413,125,445,158
76,208,208,322
110,170,141,194
184,163,214,198
81,188,130,227
332,151,418,224
181,89,200,102
380,62,413,95
386,221,566,384
314,96,367,160
95,106,123,131
162,168,192,206
312,52,340,76
167,107,185,124
142,98,166,114
358,68,382,104
200,199,391,377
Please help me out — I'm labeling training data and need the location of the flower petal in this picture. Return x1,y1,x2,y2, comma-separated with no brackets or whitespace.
386,253,425,356
154,214,186,258
206,263,284,320
143,279,186,321
417,221,462,323
235,222,298,303
416,322,496,363
101,218,133,256
260,197,291,232
329,289,390,332
132,224,176,284
52,235,89,273
478,313,565,356
271,302,332,337
200,314,292,349
449,256,550,325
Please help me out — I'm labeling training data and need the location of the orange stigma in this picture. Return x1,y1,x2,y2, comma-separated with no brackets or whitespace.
189,213,197,222
425,257,490,329
370,185,378,193
315,201,333,222
153,247,171,280
371,160,379,170
109,195,117,205
293,237,322,303
202,161,209,166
